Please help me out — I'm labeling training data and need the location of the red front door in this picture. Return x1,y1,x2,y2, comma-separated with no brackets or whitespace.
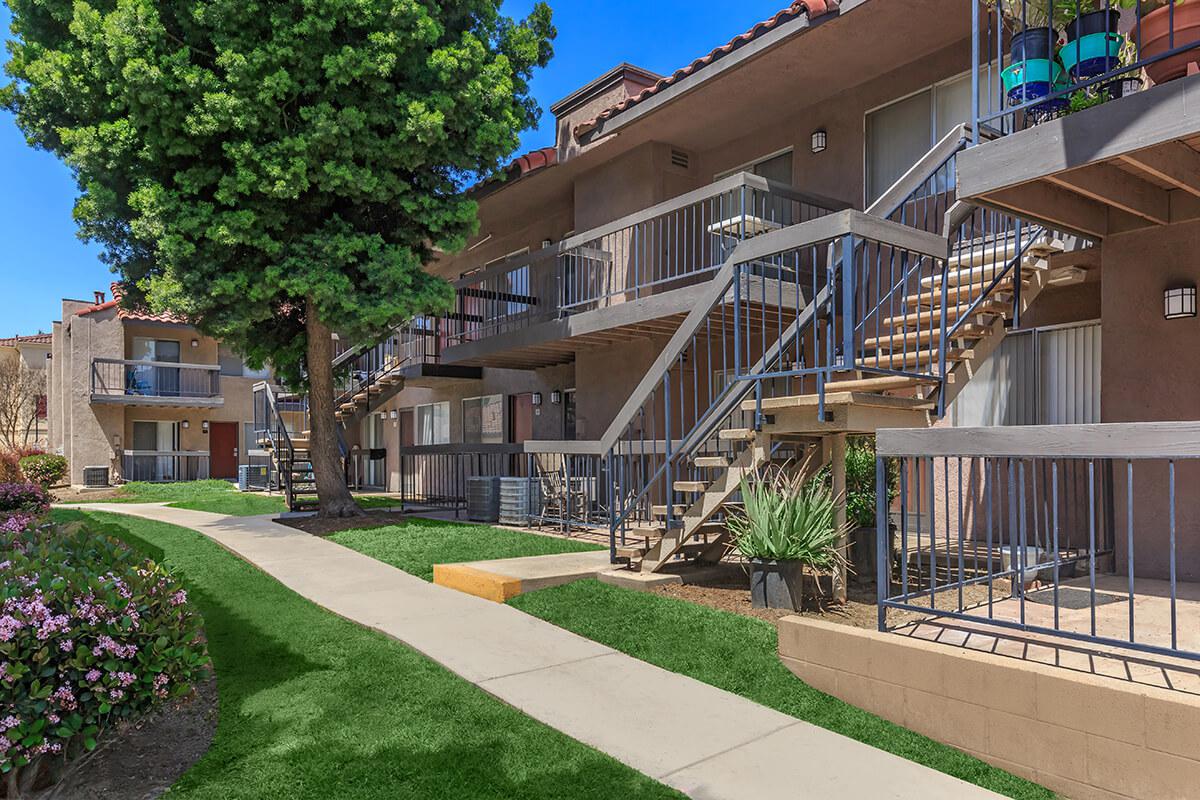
209,422,238,479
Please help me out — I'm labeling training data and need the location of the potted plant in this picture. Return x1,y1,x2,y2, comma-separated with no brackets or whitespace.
1137,0,1200,84
844,437,898,586
728,467,849,611
985,1,1069,108
1058,1,1125,78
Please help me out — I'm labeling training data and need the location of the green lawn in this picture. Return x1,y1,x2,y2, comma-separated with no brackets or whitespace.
53,509,679,800
330,517,602,581
511,581,1054,800
62,480,410,517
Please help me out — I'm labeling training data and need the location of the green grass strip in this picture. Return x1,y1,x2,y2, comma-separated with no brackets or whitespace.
53,510,680,800
511,580,1054,800
330,518,602,581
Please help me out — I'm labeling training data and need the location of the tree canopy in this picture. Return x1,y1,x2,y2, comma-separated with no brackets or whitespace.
3,0,555,385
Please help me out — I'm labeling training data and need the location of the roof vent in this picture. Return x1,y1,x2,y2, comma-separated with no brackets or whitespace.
670,149,691,170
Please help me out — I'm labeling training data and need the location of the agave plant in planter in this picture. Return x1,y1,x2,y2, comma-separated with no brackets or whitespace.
728,467,849,612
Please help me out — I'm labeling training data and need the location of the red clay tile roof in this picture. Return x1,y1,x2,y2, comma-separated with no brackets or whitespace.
75,283,191,325
0,333,52,347
509,146,557,177
574,0,838,141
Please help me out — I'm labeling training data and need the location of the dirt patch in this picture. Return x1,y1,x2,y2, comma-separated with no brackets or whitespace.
276,511,409,536
44,675,217,800
51,486,126,504
653,565,1008,630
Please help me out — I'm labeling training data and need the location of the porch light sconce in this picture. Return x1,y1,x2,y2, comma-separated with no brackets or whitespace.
181,420,190,430
811,129,827,154
201,421,209,433
550,390,562,405
531,392,543,406
1164,286,1197,320
389,410,398,419
541,238,554,249
190,339,199,348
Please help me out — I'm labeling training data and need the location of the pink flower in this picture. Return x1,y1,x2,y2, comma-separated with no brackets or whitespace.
50,685,77,711
58,639,74,653
85,669,102,683
47,712,60,724
169,589,188,607
114,671,137,688
0,716,20,732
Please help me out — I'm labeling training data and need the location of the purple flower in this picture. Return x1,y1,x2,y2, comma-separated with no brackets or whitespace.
169,589,188,607
85,669,102,682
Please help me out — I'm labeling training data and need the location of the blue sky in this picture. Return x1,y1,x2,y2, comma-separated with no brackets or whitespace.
0,0,788,335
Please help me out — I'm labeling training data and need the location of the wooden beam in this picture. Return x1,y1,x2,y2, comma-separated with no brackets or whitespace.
983,181,1110,239
1045,163,1170,225
1120,141,1200,198
879,422,1200,459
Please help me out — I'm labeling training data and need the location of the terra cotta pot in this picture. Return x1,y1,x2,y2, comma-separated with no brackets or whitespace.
1138,0,1200,85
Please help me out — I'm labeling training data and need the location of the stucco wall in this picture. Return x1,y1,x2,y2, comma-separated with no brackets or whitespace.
1102,220,1200,580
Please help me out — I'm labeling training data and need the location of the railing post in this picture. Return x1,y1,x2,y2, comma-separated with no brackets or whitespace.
840,235,856,372
876,455,889,632
663,376,675,533
971,0,980,145
606,448,617,564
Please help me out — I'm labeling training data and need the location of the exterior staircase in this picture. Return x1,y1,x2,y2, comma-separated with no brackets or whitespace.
606,124,1089,573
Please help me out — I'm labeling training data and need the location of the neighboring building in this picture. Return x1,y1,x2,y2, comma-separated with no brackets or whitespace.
0,333,52,449
48,287,270,486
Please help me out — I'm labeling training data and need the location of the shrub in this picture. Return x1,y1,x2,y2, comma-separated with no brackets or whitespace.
18,455,68,489
0,522,209,795
844,436,899,530
0,483,50,534
0,453,20,485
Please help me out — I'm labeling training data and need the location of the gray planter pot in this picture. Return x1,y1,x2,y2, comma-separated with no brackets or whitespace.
850,525,877,585
749,559,805,611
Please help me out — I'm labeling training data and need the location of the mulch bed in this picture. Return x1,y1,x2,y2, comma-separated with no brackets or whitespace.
275,511,409,536
42,675,218,800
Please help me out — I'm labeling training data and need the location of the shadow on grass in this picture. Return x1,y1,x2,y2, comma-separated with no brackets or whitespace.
55,510,680,800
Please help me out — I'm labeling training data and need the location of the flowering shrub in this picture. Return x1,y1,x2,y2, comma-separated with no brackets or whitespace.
18,455,68,489
0,483,50,535
0,522,209,794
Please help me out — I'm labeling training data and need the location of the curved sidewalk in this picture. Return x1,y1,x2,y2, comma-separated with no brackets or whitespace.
72,502,1000,800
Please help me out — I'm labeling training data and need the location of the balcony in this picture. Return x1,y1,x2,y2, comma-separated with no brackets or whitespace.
961,2,1200,237
91,358,223,408
440,172,848,368
122,450,210,482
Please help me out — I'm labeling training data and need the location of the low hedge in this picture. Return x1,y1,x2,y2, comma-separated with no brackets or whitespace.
0,521,209,795
0,483,50,534
17,456,67,490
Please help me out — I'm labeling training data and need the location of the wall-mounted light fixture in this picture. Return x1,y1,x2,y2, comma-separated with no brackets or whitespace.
541,238,554,249
811,129,828,154
1164,285,1196,320
389,410,398,419
181,420,190,429
550,390,563,405
531,392,543,406
201,420,209,433
190,339,199,348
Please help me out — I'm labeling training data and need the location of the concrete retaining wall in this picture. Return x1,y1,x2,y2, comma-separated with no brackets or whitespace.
778,617,1200,800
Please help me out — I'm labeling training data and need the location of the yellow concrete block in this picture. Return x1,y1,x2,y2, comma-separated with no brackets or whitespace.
433,564,522,603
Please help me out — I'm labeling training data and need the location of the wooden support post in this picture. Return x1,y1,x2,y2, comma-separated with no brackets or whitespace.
831,433,848,604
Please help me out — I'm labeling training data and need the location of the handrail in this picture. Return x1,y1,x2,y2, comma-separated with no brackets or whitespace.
396,443,524,456
879,422,1200,459
122,449,210,456
93,357,221,371
596,210,946,454
872,124,969,221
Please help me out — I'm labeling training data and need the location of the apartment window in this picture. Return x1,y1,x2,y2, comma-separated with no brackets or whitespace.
415,402,450,445
716,149,794,183
132,420,179,452
463,394,504,444
130,337,181,396
219,344,271,379
865,71,987,204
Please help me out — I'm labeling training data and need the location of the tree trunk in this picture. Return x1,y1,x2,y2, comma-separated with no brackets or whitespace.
305,301,364,518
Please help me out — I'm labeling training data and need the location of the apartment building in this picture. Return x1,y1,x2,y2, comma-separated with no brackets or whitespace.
48,287,270,486
0,333,52,450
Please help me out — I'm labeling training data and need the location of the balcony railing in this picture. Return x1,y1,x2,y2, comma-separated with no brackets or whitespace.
122,451,210,483
92,358,221,401
972,1,1200,138
446,173,848,346
877,422,1200,663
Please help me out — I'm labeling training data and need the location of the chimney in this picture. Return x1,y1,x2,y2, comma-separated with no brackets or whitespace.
550,63,661,160
94,291,106,305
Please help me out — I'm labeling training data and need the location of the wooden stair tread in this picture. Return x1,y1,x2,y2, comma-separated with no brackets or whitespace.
820,375,939,393
882,299,1009,329
907,283,1020,308
651,504,689,517
692,455,733,468
717,428,756,441
672,481,709,493
863,323,988,350
741,391,936,413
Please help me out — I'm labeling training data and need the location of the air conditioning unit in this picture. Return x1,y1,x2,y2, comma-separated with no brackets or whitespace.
82,466,109,488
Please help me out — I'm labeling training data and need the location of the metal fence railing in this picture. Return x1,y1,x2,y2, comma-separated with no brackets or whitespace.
122,451,210,482
877,422,1200,663
92,358,221,400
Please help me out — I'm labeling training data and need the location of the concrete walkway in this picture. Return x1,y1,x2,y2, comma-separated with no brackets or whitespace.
72,502,1000,799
